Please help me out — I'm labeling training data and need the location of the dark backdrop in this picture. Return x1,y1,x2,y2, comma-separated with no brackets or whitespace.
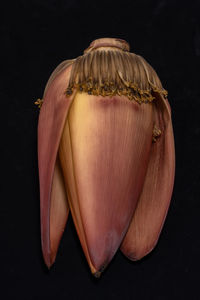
1,0,200,299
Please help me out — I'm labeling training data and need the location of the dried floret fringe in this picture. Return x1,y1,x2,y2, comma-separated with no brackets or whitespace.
65,50,168,104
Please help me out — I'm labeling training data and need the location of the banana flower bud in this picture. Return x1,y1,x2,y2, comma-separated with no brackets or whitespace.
36,38,175,277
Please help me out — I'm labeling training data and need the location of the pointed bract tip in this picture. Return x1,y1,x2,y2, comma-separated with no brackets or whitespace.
46,260,55,270
124,252,141,262
92,264,107,278
44,259,52,270
43,253,56,270
93,271,102,278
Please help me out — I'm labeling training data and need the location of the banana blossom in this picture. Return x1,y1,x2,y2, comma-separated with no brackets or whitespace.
36,38,175,277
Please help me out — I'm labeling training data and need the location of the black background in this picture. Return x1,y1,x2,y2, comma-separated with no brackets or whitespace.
1,0,200,299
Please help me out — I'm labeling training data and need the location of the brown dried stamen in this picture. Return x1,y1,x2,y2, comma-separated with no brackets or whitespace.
35,98,43,109
64,49,168,104
152,125,162,142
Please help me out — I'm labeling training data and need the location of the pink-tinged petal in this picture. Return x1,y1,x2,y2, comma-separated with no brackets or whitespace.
59,92,153,275
43,59,75,97
38,65,75,268
58,118,97,274
121,95,175,260
49,158,69,265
